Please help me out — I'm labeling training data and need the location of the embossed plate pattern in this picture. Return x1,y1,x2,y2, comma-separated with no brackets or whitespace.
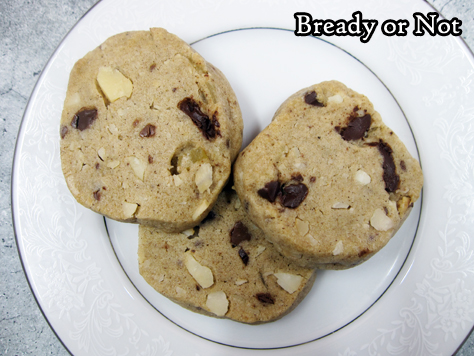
12,0,474,355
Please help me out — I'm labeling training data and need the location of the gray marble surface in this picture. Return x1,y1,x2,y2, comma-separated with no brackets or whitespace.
1,0,474,355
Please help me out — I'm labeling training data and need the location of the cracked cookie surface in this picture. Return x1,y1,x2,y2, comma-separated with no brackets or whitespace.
233,81,423,269
60,28,243,231
138,189,316,324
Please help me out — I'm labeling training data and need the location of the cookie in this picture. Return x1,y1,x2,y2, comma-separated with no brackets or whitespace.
138,188,316,324
233,80,423,269
60,28,243,232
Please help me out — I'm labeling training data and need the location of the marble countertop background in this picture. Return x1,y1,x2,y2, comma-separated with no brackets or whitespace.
1,0,474,355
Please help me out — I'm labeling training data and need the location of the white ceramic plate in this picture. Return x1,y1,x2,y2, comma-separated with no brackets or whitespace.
12,0,474,355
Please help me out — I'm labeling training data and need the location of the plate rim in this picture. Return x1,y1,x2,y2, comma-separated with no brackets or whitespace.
11,0,474,354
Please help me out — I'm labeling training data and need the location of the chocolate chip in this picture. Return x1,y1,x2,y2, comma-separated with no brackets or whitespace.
149,63,156,71
358,248,370,258
230,221,251,246
71,108,97,131
339,114,372,141
238,247,249,265
291,173,304,182
377,141,399,193
304,91,324,107
60,126,68,139
256,293,274,304
178,97,219,140
148,155,153,164
139,124,156,137
257,181,280,203
400,160,406,171
93,189,101,201
280,183,308,208
187,226,200,239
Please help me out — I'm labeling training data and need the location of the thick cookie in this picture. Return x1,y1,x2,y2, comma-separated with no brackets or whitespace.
60,28,242,232
138,188,316,324
233,81,423,269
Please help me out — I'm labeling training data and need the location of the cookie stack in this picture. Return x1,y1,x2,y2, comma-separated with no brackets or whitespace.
60,29,423,324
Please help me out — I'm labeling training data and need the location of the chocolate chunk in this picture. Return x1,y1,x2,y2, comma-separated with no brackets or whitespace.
60,126,68,139
178,97,219,140
256,293,275,304
139,124,156,137
71,108,97,131
339,114,372,141
280,183,308,208
230,221,251,246
377,141,399,192
304,91,324,107
238,247,249,265
257,181,280,203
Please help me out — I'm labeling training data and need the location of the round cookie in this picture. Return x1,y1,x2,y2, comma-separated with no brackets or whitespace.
138,188,316,324
60,28,243,232
233,81,423,269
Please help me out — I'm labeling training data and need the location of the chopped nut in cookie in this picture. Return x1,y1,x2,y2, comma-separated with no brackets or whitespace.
295,217,309,236
235,279,248,286
125,156,146,180
355,169,371,185
107,160,120,169
184,252,214,288
122,201,138,218
97,147,106,161
332,241,344,255
397,196,411,216
97,66,133,103
370,208,394,231
107,124,118,135
206,291,228,316
332,202,350,209
192,200,209,220
273,272,303,294
195,163,213,193
254,245,266,258
181,228,195,238
328,93,343,104
173,174,183,186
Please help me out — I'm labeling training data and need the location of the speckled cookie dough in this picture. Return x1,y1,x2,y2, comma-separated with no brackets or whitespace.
233,80,423,269
138,188,316,324
60,28,243,232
